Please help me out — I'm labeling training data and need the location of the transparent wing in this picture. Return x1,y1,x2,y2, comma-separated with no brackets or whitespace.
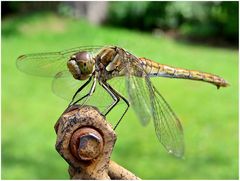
108,77,128,99
90,77,126,111
52,71,87,101
16,46,102,77
125,53,184,157
52,71,125,110
145,77,184,157
126,75,152,126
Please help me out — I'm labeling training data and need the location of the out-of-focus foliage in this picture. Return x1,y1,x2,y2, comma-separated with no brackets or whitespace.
107,1,169,30
107,1,238,45
2,1,238,46
1,1,59,16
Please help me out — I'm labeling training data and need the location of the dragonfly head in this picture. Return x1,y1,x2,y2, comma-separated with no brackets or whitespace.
67,51,95,80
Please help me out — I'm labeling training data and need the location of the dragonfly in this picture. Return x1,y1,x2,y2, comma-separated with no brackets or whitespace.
16,46,228,158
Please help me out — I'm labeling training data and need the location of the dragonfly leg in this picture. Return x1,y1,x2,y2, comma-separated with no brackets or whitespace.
71,76,97,106
101,82,130,130
69,76,92,106
101,82,120,116
111,89,130,130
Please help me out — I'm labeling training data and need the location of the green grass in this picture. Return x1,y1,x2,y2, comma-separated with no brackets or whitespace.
2,12,238,179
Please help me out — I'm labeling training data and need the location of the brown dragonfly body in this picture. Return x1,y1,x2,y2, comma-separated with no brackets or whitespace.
17,45,228,157
68,46,228,88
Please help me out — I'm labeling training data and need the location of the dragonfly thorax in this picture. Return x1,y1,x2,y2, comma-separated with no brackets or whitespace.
67,51,95,80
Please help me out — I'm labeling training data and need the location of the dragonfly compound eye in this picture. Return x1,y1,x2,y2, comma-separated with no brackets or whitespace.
67,51,94,80
76,52,94,75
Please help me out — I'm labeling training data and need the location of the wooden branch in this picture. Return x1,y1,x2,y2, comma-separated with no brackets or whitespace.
55,105,140,180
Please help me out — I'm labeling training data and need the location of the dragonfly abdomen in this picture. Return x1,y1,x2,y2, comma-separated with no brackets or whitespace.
139,57,229,89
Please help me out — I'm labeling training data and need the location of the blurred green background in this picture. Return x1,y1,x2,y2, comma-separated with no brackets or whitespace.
2,1,238,179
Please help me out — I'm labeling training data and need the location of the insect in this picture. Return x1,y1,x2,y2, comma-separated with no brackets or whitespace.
17,46,228,157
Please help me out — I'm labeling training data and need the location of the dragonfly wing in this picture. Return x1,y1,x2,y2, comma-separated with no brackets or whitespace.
52,70,85,101
121,54,152,126
145,77,184,157
52,70,114,110
126,75,152,126
125,53,184,157
107,77,128,99
16,46,102,77
17,52,69,77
